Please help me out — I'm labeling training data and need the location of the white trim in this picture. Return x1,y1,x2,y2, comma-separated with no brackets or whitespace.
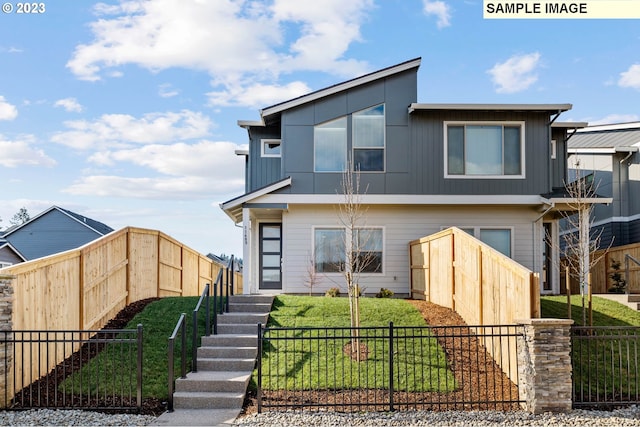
576,122,640,132
410,103,572,113
261,139,281,158
443,121,526,179
567,147,639,154
254,193,547,205
312,225,385,276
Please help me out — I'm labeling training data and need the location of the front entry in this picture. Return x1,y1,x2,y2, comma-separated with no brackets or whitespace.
259,223,282,290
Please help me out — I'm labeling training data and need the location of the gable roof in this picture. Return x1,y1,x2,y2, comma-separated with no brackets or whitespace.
3,206,114,237
0,240,27,262
238,57,422,128
568,122,640,153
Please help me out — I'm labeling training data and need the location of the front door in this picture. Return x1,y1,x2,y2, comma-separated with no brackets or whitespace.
259,223,282,290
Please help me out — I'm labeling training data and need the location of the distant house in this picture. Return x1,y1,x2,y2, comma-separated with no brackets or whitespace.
221,57,601,296
568,122,640,248
1,206,114,264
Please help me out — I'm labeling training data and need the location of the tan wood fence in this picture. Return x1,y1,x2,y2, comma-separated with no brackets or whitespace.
409,227,540,383
0,226,242,402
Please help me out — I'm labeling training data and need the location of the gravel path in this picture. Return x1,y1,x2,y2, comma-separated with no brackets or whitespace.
0,409,157,426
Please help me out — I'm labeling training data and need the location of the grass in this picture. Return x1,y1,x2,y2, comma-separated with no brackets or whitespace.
63,297,208,399
259,295,456,392
541,295,640,326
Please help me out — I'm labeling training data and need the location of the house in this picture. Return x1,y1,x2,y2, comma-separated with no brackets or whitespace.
567,122,640,249
221,57,598,296
1,206,114,263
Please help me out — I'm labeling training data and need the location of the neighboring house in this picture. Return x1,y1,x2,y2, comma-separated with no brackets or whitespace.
567,122,640,249
1,206,114,263
0,237,26,268
221,57,597,296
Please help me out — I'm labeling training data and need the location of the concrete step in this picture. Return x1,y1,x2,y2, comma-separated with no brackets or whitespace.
217,323,260,335
197,346,257,359
229,302,272,313
197,357,256,371
173,391,245,409
200,334,256,347
217,312,270,324
229,295,274,305
175,371,250,393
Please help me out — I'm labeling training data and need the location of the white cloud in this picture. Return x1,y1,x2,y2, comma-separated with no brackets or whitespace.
487,52,541,94
54,97,84,113
619,64,640,90
587,114,640,126
158,83,179,98
422,0,451,28
0,96,18,120
66,0,372,107
0,134,56,167
51,109,213,150
207,81,311,108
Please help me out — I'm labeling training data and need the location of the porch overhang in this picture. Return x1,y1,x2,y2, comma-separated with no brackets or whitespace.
220,177,292,223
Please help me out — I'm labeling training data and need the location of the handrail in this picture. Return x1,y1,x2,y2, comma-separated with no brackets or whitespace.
213,255,236,334
167,313,187,412
625,254,640,295
191,283,210,373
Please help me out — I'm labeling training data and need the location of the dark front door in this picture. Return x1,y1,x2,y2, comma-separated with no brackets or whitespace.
259,223,282,290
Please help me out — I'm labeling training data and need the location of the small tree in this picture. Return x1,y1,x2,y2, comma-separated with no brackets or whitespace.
304,251,321,296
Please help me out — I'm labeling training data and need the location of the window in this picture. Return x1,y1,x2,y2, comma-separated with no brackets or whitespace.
550,139,557,160
261,139,281,157
314,117,347,172
353,105,385,171
447,227,512,257
314,227,383,273
445,122,524,178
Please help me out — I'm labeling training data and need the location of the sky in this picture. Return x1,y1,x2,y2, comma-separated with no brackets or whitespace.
0,0,639,258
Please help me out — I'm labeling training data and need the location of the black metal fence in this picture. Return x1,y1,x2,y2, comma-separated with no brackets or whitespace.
572,326,640,408
257,323,523,412
2,326,143,412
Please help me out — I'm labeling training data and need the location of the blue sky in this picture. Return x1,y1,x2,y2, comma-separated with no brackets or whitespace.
0,0,638,258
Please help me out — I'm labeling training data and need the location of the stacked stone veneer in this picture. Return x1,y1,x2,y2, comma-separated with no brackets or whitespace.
0,275,14,408
517,318,574,414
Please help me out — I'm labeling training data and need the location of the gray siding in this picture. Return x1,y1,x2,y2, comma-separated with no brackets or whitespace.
246,126,282,192
551,128,568,189
5,209,103,260
0,246,22,264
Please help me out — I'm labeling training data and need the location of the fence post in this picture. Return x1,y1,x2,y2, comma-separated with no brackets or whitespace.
136,324,143,412
0,275,14,409
516,318,573,414
388,321,394,412
257,323,263,414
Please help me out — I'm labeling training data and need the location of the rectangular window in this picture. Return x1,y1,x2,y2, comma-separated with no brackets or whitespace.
353,104,385,171
314,117,347,172
479,228,512,257
445,122,524,178
314,227,383,274
261,139,281,157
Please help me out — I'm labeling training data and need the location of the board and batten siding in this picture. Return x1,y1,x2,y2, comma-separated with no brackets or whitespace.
280,204,541,295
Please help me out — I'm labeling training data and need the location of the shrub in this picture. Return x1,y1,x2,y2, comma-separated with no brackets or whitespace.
375,288,394,298
325,287,340,297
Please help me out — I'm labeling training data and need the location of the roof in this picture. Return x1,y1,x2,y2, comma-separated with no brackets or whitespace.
239,57,422,128
409,103,572,113
568,122,640,152
3,206,114,237
220,177,292,223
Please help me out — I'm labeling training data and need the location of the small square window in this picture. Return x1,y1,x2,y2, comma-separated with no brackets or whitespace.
262,139,281,157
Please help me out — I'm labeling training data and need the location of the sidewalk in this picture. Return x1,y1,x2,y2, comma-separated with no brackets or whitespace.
150,408,241,426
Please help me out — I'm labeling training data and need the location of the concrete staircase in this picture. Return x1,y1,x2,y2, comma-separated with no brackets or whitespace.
171,294,273,411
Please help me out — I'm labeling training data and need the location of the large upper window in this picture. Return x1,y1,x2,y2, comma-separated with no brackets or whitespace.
353,105,385,171
314,104,385,173
314,227,383,274
314,117,347,172
445,122,524,178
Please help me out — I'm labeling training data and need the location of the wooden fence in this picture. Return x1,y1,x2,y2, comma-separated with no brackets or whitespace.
0,226,242,402
409,227,540,382
563,241,640,294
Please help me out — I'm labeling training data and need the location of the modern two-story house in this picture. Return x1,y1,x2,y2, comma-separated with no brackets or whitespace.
221,57,590,296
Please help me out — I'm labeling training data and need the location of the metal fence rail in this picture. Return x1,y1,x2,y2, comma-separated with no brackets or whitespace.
572,326,640,408
257,323,523,413
2,326,143,412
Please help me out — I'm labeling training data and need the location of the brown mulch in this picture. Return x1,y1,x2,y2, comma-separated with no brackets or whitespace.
240,300,520,415
10,298,167,416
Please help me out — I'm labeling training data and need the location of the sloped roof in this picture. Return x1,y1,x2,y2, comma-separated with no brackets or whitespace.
569,122,640,151
3,206,114,237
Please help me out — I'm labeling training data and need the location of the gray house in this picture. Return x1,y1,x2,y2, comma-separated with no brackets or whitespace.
568,122,640,248
221,58,592,296
1,206,114,263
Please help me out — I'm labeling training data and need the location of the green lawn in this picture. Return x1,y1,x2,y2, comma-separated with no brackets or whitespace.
541,295,640,326
260,295,456,392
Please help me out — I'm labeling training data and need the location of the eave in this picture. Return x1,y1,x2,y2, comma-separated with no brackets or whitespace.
220,177,292,223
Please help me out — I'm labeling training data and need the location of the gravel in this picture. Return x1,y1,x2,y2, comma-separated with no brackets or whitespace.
0,409,157,426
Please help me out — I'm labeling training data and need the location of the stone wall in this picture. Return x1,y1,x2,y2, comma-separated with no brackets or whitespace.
0,275,14,408
517,318,574,414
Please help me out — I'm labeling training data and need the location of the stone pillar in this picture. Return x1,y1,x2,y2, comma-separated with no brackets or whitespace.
517,318,573,414
0,275,14,408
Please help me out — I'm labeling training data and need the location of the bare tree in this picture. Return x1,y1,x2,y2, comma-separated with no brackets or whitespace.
10,207,30,226
304,251,321,296
557,159,610,326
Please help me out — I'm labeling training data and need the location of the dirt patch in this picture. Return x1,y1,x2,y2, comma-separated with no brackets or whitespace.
240,299,520,416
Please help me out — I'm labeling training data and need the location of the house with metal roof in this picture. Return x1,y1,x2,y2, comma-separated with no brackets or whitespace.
221,57,597,296
568,122,640,248
1,206,114,263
